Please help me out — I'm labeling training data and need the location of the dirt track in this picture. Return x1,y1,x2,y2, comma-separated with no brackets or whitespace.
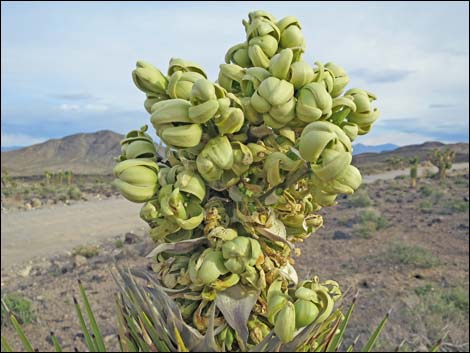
1,197,146,268
1,163,468,269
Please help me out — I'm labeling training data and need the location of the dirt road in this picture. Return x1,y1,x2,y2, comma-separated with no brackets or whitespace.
1,163,468,269
1,198,146,268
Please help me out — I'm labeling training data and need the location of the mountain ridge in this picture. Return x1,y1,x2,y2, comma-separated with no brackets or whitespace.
1,131,468,177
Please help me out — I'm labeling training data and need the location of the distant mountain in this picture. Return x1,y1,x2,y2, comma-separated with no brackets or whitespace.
1,146,23,152
352,143,398,155
1,130,124,176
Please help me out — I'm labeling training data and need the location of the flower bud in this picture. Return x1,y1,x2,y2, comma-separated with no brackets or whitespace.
215,107,245,135
189,249,229,285
167,71,206,100
241,67,271,97
251,77,295,128
196,136,234,181
132,61,168,95
277,16,305,59
119,125,156,161
269,48,293,80
168,57,207,78
344,88,379,135
225,43,252,68
218,64,245,94
113,159,159,203
296,82,332,123
325,62,349,98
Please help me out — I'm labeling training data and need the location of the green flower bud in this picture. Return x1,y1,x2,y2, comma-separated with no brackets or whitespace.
119,125,156,160
140,199,159,223
275,301,296,343
222,236,262,274
167,71,206,100
196,136,234,181
312,61,335,94
289,60,314,89
246,10,277,24
225,43,252,68
344,88,380,135
218,64,245,94
341,122,359,141
189,249,229,286
113,159,159,203
144,93,169,114
190,78,217,104
231,142,253,176
245,17,280,42
167,57,207,78
174,169,206,202
325,62,349,98
299,121,351,163
159,185,204,230
241,97,264,125
215,107,245,135
294,300,319,328
269,48,293,80
277,16,305,59
132,61,168,95
251,77,295,128
150,99,192,126
296,82,332,123
241,67,271,97
312,160,362,195
159,123,203,148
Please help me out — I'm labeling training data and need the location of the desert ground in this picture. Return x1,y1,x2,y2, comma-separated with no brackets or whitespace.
1,164,469,352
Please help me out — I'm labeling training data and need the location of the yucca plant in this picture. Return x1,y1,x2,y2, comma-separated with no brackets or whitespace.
2,9,430,352
409,156,419,188
429,148,455,182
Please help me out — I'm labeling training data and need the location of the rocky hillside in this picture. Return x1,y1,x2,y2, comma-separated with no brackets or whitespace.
1,131,123,176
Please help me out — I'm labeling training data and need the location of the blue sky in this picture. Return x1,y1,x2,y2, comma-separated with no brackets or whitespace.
1,1,469,147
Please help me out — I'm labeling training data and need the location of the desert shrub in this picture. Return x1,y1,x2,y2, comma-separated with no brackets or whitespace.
419,200,433,213
353,209,388,238
1,293,35,327
346,189,372,207
115,239,124,249
72,245,99,258
386,243,440,268
67,185,82,200
439,199,469,214
419,185,433,197
414,283,469,340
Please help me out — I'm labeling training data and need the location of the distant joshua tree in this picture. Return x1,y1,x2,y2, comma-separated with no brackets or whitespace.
428,148,455,182
65,170,73,185
44,170,52,184
409,156,419,188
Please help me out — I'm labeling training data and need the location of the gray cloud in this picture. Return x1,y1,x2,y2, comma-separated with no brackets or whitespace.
349,68,415,84
429,103,456,109
50,93,95,101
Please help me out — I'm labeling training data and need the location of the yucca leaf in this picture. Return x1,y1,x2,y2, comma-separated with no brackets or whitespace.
73,296,96,352
1,336,13,352
78,280,106,352
430,334,447,352
326,295,357,351
215,283,260,350
9,314,34,352
360,310,389,352
317,316,342,352
50,332,62,352
346,336,360,352
174,323,189,352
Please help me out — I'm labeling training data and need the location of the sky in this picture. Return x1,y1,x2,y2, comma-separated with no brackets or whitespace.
1,1,469,147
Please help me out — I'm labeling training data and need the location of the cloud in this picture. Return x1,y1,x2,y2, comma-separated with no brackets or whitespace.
357,130,442,146
349,68,415,84
1,132,48,147
84,104,109,112
58,103,109,112
429,103,456,109
51,93,95,101
59,103,80,112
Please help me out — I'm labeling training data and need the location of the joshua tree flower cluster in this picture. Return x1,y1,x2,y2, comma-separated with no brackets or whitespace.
113,10,379,348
